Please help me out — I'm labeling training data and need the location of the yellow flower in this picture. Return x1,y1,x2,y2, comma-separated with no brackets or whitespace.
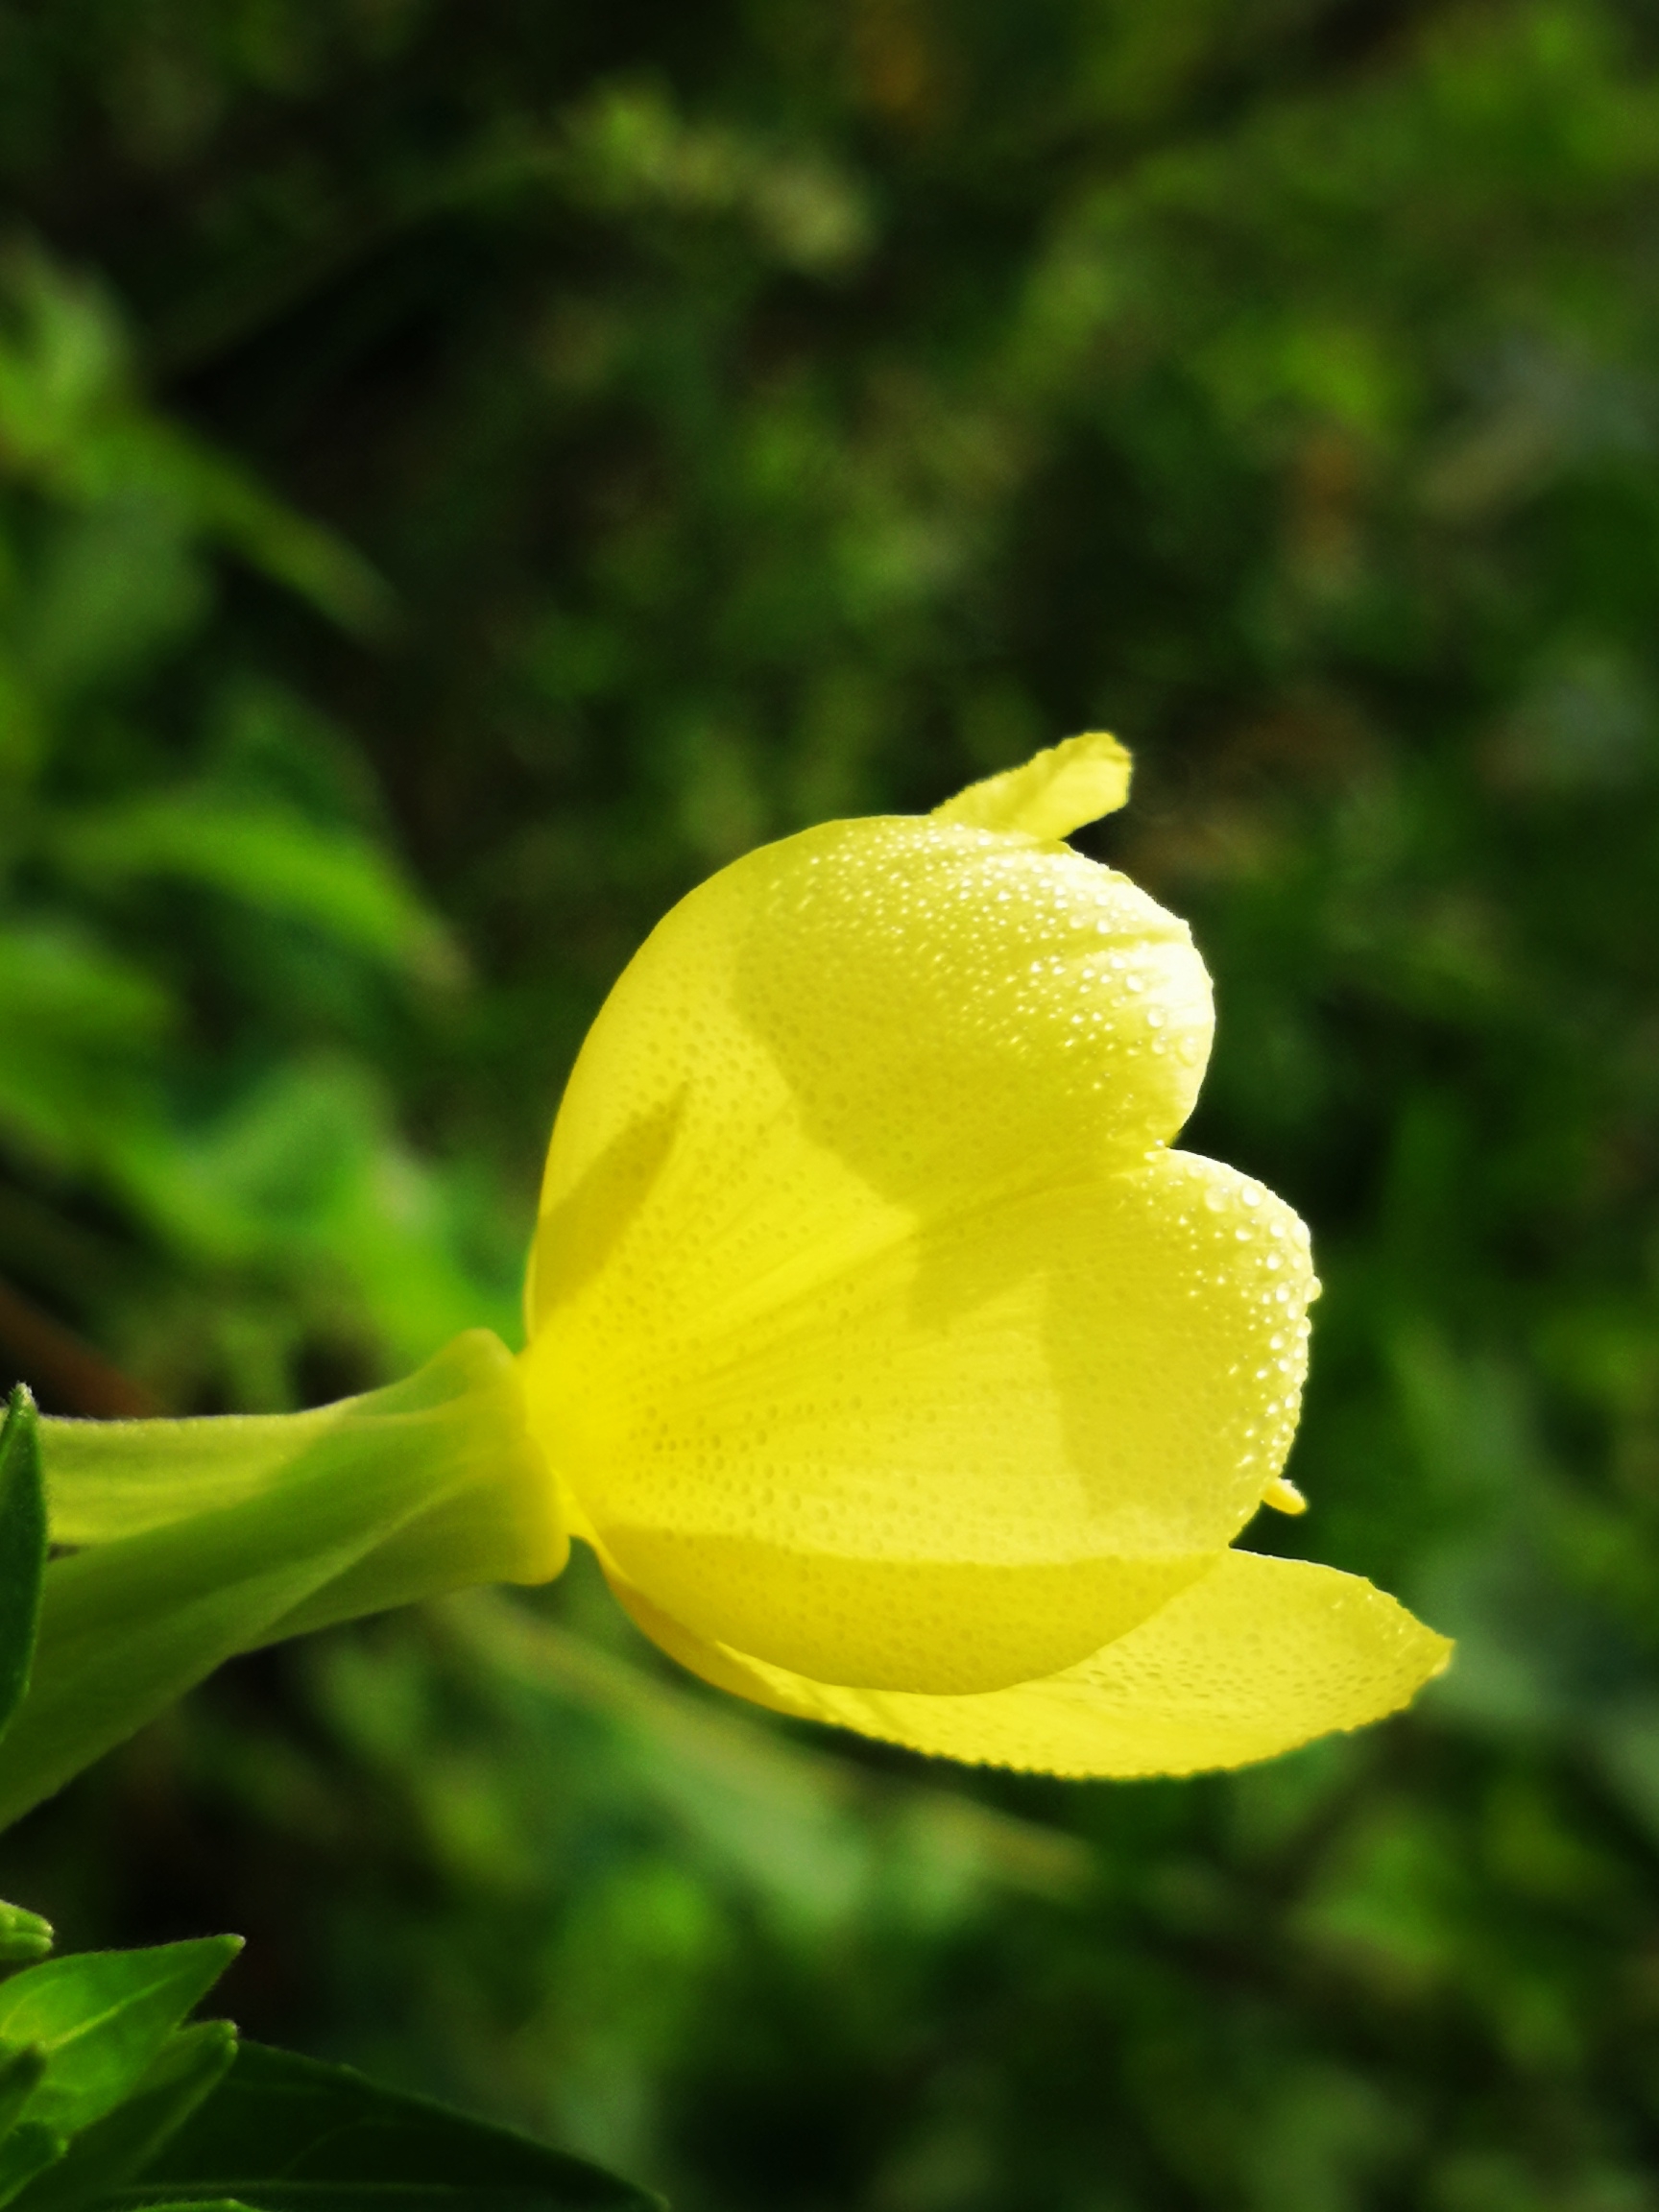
1,733,1447,1833
517,734,1449,1775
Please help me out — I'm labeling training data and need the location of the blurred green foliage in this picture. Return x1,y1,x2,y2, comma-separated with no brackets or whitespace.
0,242,512,1410
2,0,1659,2206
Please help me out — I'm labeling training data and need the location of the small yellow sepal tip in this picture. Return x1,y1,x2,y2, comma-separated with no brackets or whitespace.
932,731,1132,841
1262,1476,1308,1516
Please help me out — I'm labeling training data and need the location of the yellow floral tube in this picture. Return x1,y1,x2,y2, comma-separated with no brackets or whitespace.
519,734,1451,1771
5,1333,564,1830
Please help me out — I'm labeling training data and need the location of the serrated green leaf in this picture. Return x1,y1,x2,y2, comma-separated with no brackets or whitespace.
0,2043,48,2139
9,2022,237,2212
0,2126,64,2210
0,1389,47,1742
0,1907,53,1967
0,1942,240,2142
126,2042,661,2212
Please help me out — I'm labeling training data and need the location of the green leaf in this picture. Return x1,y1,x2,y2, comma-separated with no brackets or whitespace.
0,927,174,1172
125,2042,661,2212
52,797,455,983
0,2128,65,2211
0,1941,240,2141
0,2043,49,2139
9,2023,237,2212
0,1388,47,1741
0,245,393,639
24,497,205,701
0,1907,54,1968
121,2201,252,2212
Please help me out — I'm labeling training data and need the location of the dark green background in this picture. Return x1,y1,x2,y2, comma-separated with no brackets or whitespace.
2,3,1658,2205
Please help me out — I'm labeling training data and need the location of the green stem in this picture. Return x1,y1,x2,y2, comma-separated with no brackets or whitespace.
0,1331,565,1832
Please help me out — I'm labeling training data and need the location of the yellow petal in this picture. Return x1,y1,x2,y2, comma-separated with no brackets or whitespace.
604,1548,1453,1778
596,1534,1214,1693
526,815,1213,1353
522,1149,1314,1692
932,730,1132,840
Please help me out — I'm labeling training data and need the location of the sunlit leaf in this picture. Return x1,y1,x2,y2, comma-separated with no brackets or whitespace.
0,1940,239,2140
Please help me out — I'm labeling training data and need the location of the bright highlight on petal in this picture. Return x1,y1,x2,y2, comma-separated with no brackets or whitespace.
520,733,1450,1768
